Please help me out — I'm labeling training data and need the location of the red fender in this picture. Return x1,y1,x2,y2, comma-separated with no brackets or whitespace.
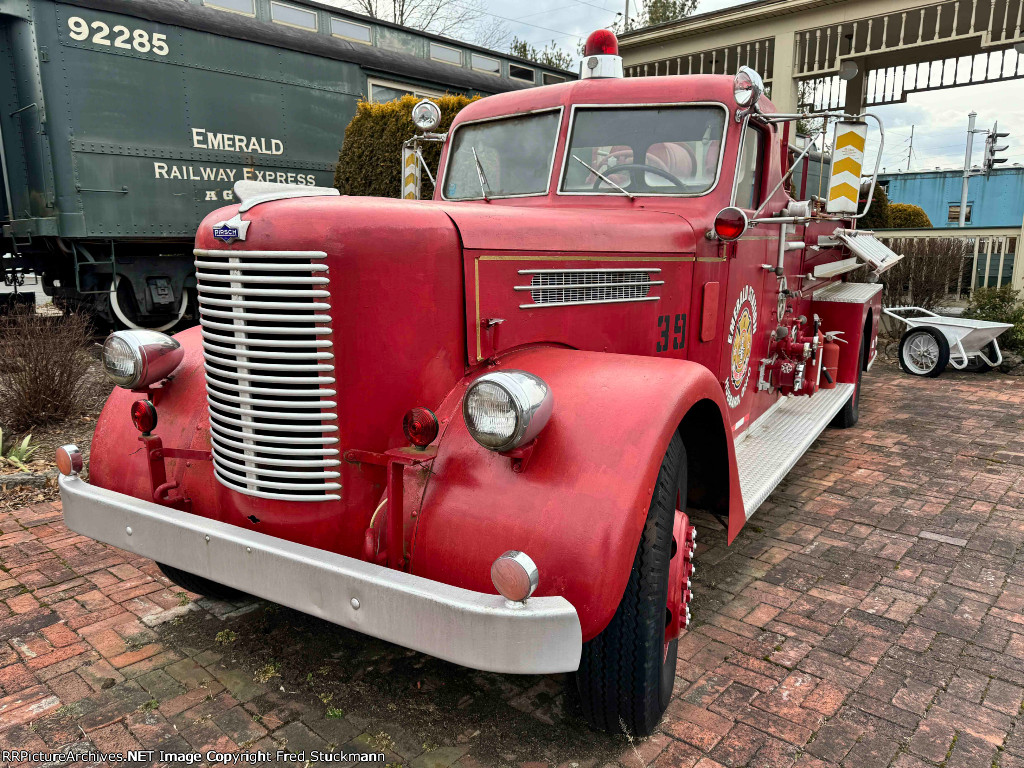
408,345,743,642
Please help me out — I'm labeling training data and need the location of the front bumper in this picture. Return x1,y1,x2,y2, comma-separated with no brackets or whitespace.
59,475,582,674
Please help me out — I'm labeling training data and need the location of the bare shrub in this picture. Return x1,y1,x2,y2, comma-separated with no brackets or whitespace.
879,237,973,309
0,312,95,431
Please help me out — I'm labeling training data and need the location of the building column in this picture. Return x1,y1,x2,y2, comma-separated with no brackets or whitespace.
1012,214,1024,296
771,29,798,113
843,59,867,116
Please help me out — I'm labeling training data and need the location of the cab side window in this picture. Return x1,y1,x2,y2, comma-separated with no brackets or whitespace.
735,126,764,210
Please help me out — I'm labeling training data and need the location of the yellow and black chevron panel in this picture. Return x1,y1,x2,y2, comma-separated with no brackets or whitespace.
402,149,421,200
826,121,867,215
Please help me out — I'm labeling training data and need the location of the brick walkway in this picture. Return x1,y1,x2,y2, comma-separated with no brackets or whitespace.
1,361,1023,768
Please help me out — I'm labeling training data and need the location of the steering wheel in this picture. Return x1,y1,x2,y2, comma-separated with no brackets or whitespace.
591,163,686,191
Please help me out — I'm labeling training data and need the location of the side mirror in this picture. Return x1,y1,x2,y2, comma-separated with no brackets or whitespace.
733,67,764,119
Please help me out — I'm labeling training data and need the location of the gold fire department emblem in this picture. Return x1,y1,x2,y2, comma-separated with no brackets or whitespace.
726,285,757,408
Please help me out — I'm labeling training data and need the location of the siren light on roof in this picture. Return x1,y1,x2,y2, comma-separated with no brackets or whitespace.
580,29,623,80
583,30,618,57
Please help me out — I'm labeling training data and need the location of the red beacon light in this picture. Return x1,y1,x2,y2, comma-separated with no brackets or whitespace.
580,29,623,80
583,29,618,57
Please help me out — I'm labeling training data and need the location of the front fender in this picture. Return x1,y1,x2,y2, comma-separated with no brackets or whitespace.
409,346,742,642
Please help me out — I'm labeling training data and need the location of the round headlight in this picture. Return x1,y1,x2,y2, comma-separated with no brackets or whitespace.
101,330,184,389
733,66,764,110
463,370,553,453
411,99,442,132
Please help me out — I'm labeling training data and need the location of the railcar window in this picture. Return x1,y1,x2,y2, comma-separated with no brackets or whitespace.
509,64,535,82
431,43,462,65
543,73,566,84
332,18,371,43
444,111,560,200
203,0,255,16
368,79,443,103
560,106,726,196
271,1,318,30
471,54,501,75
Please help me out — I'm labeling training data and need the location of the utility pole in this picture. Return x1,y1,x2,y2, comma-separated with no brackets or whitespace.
959,112,977,228
624,0,629,28
907,125,914,171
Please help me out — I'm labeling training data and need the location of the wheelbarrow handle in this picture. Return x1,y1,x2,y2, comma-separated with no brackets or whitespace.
882,306,941,322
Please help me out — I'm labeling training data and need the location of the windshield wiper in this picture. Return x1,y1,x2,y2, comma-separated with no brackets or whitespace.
572,155,635,199
471,147,492,201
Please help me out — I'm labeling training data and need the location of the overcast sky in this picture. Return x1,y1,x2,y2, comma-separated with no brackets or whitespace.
488,0,1024,172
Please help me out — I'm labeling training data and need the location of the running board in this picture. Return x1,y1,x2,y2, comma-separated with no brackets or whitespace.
735,384,855,519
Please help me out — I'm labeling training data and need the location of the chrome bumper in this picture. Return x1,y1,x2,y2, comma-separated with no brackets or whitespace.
59,475,582,674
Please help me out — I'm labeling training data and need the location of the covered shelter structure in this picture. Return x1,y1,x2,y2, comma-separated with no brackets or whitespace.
618,0,1024,116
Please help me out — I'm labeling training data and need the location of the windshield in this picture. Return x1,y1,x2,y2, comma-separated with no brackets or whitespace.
561,106,726,196
444,111,560,200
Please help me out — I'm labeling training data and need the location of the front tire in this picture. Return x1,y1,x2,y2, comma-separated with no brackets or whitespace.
157,563,245,601
576,432,686,736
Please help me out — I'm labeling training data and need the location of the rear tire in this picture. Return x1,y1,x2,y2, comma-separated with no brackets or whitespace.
831,331,867,429
898,327,949,377
576,432,685,736
157,563,245,601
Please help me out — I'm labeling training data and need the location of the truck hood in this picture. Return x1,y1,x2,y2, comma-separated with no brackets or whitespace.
438,204,697,254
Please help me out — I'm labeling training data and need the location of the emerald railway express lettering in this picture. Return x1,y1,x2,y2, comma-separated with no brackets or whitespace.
152,163,318,186
191,128,285,155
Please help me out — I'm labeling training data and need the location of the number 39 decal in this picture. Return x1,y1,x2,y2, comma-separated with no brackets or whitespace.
67,16,170,56
656,314,686,353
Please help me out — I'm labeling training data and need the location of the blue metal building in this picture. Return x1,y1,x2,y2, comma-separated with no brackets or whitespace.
876,166,1024,293
878,166,1024,229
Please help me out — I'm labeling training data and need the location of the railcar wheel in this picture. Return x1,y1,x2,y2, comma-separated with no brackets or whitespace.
898,327,949,378
157,563,246,601
576,432,689,736
110,275,190,332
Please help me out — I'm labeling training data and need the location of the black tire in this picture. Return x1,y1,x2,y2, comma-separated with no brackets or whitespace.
831,331,867,429
576,432,685,736
157,563,245,601
963,341,996,373
898,327,950,378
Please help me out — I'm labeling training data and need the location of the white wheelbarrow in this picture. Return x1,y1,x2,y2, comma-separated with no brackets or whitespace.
883,307,1014,377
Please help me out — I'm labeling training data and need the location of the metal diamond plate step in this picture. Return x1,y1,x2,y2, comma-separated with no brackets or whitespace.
735,384,855,519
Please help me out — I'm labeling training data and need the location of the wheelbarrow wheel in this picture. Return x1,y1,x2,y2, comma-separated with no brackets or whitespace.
963,341,997,373
898,327,949,377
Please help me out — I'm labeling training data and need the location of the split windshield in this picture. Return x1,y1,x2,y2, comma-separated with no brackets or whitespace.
444,111,560,200
561,106,726,196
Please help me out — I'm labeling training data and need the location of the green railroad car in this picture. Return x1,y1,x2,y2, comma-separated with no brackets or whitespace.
0,0,572,328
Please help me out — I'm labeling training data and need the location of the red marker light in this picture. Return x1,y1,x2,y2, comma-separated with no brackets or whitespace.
403,407,439,448
583,29,618,57
131,399,158,435
713,207,749,241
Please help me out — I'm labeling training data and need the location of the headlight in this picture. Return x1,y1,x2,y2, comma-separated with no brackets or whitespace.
463,370,553,452
101,330,184,389
411,99,442,131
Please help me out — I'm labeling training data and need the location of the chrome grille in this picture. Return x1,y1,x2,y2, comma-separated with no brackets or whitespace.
517,268,664,308
194,248,341,502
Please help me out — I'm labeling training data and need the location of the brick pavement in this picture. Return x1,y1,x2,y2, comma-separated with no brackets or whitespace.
1,361,1023,767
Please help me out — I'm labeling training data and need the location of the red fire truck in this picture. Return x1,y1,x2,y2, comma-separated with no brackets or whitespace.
57,31,901,736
